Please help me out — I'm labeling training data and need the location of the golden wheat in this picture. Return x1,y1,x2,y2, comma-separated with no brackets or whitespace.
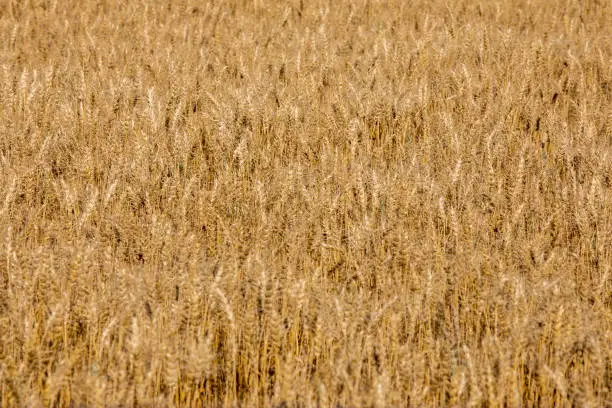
0,0,611,407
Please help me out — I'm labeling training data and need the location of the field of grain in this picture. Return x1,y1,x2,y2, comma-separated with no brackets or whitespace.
0,0,611,407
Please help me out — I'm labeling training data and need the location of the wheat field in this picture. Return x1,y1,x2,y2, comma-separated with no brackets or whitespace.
0,0,611,407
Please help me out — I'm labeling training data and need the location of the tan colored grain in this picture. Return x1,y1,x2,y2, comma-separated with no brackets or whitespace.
0,0,610,407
